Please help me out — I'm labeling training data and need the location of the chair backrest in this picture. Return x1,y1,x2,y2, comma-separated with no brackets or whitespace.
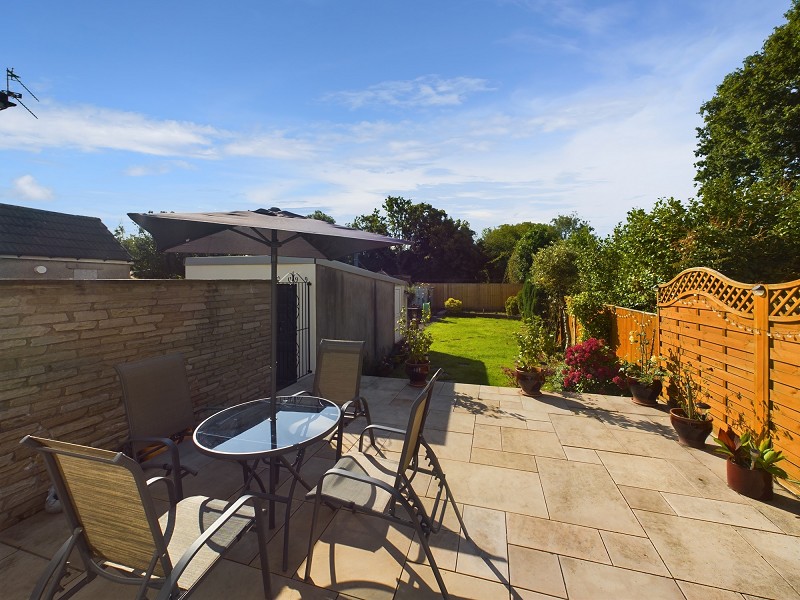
397,369,442,476
312,340,365,406
115,353,195,440
21,435,169,577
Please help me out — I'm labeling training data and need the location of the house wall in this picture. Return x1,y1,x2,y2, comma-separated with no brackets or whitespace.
0,257,131,280
0,279,270,531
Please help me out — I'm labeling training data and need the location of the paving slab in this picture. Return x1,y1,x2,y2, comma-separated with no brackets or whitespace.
596,451,699,495
501,428,567,459
661,493,783,532
508,545,567,598
506,512,609,564
560,556,685,600
549,414,624,452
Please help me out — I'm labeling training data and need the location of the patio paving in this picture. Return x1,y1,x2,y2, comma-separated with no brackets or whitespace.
2,375,800,599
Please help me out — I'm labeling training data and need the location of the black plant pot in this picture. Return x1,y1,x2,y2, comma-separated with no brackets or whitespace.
669,408,713,449
627,377,662,406
515,368,544,397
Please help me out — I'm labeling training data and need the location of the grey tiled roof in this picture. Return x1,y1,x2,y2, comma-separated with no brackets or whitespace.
0,203,132,261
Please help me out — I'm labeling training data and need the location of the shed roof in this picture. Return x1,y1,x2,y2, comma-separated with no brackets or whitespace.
0,203,132,262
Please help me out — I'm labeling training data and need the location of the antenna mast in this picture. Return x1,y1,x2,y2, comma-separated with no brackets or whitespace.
1,68,39,118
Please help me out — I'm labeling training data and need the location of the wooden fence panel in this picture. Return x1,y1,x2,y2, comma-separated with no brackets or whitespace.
608,306,658,362
424,283,522,312
656,267,800,491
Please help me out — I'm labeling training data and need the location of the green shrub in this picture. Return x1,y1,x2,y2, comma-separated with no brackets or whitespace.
444,297,463,314
505,295,520,316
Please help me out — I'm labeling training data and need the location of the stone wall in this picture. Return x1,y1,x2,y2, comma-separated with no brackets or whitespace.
0,279,270,530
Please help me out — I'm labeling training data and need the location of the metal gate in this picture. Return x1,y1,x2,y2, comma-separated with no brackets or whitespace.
276,272,312,388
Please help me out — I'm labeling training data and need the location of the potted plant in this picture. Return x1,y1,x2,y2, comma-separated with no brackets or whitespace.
396,307,433,387
618,322,665,406
664,349,713,448
513,316,551,397
713,427,792,500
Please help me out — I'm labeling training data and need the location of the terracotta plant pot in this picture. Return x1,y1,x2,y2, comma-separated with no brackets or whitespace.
669,408,713,449
726,459,773,500
515,368,544,397
405,360,430,388
627,377,662,406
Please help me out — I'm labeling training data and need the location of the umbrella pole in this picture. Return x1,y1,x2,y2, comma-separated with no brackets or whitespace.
270,230,278,423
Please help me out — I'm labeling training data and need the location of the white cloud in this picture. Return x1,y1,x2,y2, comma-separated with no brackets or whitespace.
325,76,494,109
124,160,195,177
13,174,53,201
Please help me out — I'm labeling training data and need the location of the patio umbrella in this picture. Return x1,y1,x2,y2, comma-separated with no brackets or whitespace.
128,207,408,420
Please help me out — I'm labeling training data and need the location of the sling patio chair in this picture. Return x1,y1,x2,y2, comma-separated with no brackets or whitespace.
294,339,374,459
20,435,272,600
115,353,217,500
303,369,471,599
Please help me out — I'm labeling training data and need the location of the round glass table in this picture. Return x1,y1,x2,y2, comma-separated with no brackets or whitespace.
193,395,341,571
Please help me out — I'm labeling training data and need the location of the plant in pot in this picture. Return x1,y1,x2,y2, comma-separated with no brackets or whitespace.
713,427,793,500
618,322,665,406
512,316,551,397
664,349,713,448
396,307,433,387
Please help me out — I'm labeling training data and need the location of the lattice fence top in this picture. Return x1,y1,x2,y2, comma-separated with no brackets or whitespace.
658,267,800,321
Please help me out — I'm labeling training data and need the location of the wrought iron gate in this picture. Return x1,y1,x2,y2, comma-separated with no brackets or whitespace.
276,272,312,388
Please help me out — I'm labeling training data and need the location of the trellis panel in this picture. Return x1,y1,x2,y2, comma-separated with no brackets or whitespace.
657,267,800,493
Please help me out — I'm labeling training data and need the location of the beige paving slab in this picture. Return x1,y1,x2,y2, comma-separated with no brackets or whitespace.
668,458,752,504
735,527,800,593
2,549,56,600
513,589,566,600
661,493,783,532
419,429,473,462
596,410,678,437
747,486,800,536
609,429,696,461
395,562,511,600
455,505,508,582
617,485,676,515
438,459,549,518
560,556,685,600
301,510,413,600
525,419,555,432
599,530,671,576
537,457,644,536
422,410,475,434
549,414,624,452
471,424,502,450
475,413,529,429
0,542,15,561
508,545,566,598
0,510,71,557
596,451,700,495
506,512,610,564
519,394,572,414
500,398,524,410
562,446,601,464
501,428,567,459
677,580,746,600
635,510,799,599
470,447,538,472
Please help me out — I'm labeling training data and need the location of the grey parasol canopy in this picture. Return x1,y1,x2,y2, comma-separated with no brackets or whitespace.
128,207,408,419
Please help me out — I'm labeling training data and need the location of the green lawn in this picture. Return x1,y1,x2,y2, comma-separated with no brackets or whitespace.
393,314,520,386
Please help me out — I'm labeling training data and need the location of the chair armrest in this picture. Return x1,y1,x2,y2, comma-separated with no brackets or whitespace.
317,467,399,499
148,476,178,539
292,390,312,397
358,424,404,451
125,436,182,477
154,494,269,600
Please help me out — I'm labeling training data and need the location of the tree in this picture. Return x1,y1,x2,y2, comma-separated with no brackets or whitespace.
114,224,185,279
350,197,483,282
478,222,538,282
307,210,335,224
530,240,580,346
505,224,559,283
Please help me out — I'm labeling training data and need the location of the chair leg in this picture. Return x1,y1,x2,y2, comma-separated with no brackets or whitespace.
303,490,325,582
403,505,449,599
442,477,471,542
334,419,345,460
360,399,376,449
252,499,273,599
30,529,85,600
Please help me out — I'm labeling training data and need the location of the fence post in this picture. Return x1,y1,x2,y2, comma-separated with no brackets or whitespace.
752,286,770,435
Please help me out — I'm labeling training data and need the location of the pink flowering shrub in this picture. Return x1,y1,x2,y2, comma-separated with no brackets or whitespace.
561,338,624,394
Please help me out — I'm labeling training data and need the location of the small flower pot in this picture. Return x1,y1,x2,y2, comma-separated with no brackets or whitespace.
669,408,713,449
405,360,430,388
726,459,773,500
627,377,662,406
515,368,544,397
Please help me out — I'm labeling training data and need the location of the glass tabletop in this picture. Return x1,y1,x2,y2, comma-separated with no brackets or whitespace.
193,395,341,459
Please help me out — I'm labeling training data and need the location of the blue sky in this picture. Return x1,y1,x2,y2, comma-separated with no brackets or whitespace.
0,0,793,238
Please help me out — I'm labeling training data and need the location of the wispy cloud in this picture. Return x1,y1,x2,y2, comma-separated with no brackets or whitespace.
325,75,495,109
13,174,53,201
124,160,195,177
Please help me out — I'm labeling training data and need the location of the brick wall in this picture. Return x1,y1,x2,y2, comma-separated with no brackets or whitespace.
0,279,270,530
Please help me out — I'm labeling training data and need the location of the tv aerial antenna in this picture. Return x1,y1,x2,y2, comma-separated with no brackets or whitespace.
1,68,39,118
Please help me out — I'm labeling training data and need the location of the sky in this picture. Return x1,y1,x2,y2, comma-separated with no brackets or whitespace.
0,0,793,238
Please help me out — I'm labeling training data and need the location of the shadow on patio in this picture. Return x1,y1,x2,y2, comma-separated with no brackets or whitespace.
2,375,800,599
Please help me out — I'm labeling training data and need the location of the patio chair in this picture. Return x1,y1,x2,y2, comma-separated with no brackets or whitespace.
303,369,470,599
20,435,272,600
295,339,373,459
115,353,211,500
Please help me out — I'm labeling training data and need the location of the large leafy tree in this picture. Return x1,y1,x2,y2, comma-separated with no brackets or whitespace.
350,196,483,282
505,224,559,283
478,222,538,282
114,224,185,279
